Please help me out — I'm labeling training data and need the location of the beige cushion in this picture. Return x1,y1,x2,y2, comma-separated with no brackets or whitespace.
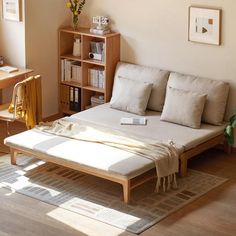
112,62,169,111
168,72,229,125
160,87,207,129
110,77,152,115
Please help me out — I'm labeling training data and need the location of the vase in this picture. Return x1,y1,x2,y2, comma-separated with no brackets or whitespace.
72,14,79,30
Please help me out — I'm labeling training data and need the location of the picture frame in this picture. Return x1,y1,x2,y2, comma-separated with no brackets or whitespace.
188,6,221,45
2,0,21,22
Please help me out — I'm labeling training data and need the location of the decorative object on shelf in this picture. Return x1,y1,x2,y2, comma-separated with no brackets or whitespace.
90,16,111,35
89,41,105,62
188,6,221,45
66,0,86,30
224,111,236,146
2,0,21,21
73,38,81,57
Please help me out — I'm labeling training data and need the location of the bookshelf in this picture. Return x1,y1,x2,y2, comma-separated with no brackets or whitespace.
58,27,120,115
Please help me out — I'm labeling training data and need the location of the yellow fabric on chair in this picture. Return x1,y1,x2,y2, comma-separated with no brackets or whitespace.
8,75,42,129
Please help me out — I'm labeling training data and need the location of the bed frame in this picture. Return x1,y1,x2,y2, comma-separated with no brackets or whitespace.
9,133,224,204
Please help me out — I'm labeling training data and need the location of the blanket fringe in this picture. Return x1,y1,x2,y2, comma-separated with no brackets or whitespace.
155,173,178,193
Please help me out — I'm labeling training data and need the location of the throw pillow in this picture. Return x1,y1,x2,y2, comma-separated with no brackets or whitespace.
110,77,153,115
112,62,170,111
160,87,207,129
168,72,229,125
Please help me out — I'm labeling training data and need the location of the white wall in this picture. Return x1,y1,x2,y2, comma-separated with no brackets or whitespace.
1,0,236,144
0,0,25,67
83,0,236,120
0,0,26,102
25,0,70,118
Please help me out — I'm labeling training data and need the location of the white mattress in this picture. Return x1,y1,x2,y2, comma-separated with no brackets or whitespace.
5,104,225,179
71,103,225,150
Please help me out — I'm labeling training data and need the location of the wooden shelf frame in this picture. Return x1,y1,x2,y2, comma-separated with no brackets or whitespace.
58,27,120,114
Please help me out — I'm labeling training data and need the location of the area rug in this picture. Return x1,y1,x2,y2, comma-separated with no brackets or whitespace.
0,156,227,234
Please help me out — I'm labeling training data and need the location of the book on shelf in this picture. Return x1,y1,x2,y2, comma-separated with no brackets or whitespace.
69,86,81,112
69,86,74,110
71,61,82,83
65,59,73,82
0,66,18,73
90,28,111,35
61,60,65,82
88,67,105,89
60,84,70,111
74,87,80,111
61,59,82,83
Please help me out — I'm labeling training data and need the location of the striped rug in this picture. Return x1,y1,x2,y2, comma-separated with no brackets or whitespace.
0,156,227,234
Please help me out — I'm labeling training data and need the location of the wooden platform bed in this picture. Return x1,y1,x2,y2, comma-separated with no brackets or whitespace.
8,133,224,204
4,62,229,204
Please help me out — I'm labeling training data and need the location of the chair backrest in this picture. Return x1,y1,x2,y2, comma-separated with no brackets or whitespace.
11,75,42,128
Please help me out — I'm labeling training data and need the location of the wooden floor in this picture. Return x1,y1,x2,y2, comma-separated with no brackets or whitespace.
0,121,236,236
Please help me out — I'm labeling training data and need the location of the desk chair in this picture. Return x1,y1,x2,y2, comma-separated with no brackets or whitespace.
0,75,42,136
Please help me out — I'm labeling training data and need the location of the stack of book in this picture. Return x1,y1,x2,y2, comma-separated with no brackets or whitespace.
91,95,105,107
90,28,111,35
60,85,81,112
88,67,105,89
69,86,81,112
61,59,82,83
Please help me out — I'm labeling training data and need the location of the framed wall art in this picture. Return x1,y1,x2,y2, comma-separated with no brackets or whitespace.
2,0,21,22
188,7,221,45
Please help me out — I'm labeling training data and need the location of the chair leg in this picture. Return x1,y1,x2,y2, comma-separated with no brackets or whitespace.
6,121,10,136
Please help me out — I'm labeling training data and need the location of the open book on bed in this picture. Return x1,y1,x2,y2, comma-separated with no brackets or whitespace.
120,117,147,125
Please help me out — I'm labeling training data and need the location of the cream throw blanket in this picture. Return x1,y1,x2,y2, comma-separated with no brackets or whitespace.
37,118,180,192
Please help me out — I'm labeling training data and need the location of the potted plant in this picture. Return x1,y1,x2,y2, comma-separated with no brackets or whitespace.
66,0,86,30
224,111,236,146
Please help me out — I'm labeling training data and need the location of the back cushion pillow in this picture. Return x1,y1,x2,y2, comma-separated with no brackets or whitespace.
161,87,207,129
168,72,229,125
110,77,152,115
112,62,169,111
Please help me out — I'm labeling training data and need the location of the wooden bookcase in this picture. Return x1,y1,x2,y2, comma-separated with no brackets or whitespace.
58,27,120,115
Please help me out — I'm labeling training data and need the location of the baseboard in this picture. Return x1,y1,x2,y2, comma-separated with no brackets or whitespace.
42,113,62,122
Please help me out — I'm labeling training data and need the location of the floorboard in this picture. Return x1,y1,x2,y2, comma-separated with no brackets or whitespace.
0,121,236,236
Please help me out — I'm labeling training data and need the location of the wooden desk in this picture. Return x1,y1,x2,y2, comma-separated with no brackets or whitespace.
0,67,33,103
0,67,33,89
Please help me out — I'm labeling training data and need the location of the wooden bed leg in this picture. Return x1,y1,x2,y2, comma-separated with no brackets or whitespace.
10,148,18,165
224,142,232,154
122,180,130,204
180,157,187,177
